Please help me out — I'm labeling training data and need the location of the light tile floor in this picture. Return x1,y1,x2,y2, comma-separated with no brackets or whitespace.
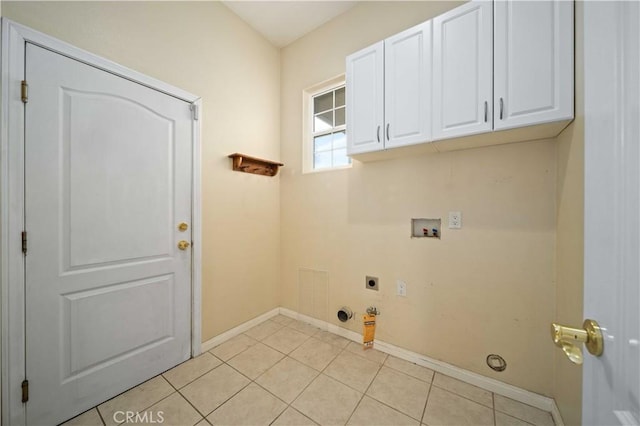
63,315,555,426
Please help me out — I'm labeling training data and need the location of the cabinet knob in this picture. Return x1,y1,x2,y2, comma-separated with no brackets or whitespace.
386,123,390,141
377,125,381,143
484,101,488,123
500,98,505,120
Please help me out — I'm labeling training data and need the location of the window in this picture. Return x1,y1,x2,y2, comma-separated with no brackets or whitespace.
303,77,351,173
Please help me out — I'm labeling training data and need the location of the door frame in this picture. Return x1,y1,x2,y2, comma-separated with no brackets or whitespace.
0,18,203,425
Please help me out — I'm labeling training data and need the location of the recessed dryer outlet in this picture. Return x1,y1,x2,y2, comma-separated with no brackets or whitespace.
365,276,379,291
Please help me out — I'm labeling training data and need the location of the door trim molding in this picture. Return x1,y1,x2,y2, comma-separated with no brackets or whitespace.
0,18,203,425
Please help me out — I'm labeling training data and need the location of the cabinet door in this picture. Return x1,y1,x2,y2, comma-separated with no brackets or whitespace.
384,21,432,149
494,1,573,130
432,1,493,140
346,41,384,155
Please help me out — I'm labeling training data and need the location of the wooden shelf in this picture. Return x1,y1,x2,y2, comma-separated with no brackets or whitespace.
228,153,284,177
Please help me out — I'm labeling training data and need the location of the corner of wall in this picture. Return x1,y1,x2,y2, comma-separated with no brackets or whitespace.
552,2,585,424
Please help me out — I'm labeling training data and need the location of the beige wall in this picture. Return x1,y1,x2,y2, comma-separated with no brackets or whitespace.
553,2,584,424
280,1,558,396
2,1,282,341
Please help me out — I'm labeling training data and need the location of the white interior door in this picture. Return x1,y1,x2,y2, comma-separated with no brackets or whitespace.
25,43,193,425
583,2,640,425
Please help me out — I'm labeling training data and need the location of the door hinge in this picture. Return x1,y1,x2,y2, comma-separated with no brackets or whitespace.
21,231,27,255
21,80,28,104
190,103,199,121
21,379,28,403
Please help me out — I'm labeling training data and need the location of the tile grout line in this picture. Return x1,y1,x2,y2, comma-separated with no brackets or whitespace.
210,332,259,363
428,382,496,410
282,334,350,424
164,353,223,391
96,407,107,426
262,327,314,355
107,354,223,424
493,408,539,426
289,336,346,424
344,349,386,425
259,324,341,426
172,382,208,421
420,382,434,424
363,366,428,423
100,375,177,426
131,377,183,422
196,367,252,421
191,341,265,421
217,324,326,425
163,354,226,422
493,392,497,426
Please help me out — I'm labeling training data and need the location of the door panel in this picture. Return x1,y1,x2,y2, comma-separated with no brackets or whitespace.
385,20,431,149
346,41,384,154
583,2,640,425
494,0,573,130
25,43,192,425
432,1,493,140
62,275,174,377
62,89,174,268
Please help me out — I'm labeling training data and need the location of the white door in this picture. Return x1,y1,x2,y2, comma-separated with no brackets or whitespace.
493,0,573,131
432,0,493,141
25,43,192,425
583,2,639,425
384,20,431,149
346,41,384,155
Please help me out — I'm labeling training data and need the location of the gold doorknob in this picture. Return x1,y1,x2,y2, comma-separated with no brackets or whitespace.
177,240,190,250
551,319,604,365
178,222,189,232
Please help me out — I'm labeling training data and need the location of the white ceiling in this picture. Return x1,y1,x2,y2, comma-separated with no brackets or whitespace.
222,1,358,48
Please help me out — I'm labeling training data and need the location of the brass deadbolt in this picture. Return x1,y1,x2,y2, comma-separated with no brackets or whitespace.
178,222,189,232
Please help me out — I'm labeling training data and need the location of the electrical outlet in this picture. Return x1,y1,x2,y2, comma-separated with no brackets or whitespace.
449,211,462,229
397,280,407,297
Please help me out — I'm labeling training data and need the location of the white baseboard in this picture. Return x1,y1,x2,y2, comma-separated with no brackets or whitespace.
202,306,563,424
201,308,280,352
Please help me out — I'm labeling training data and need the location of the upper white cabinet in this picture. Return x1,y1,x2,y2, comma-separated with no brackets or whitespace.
432,1,493,141
347,21,431,155
346,41,384,154
346,0,574,159
384,21,432,149
493,1,574,130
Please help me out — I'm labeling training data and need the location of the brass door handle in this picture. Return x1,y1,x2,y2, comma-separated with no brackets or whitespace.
551,319,604,365
177,240,190,250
